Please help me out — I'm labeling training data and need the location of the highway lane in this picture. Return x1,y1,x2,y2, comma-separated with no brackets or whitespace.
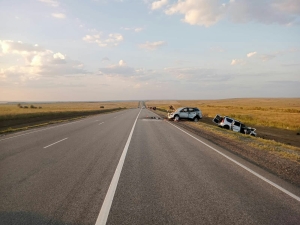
0,108,139,225
1,108,300,225
107,109,300,225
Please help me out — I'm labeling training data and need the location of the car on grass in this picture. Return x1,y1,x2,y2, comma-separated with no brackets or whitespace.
213,114,257,136
168,107,202,122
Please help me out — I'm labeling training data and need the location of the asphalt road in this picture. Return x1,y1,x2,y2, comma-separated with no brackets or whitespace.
0,108,300,225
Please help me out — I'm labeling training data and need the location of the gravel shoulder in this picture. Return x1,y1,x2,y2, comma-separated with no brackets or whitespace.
154,110,300,187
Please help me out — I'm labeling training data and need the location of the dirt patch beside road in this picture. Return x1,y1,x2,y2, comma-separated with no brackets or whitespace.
154,110,300,187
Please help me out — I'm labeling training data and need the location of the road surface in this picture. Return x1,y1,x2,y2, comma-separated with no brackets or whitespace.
0,107,299,225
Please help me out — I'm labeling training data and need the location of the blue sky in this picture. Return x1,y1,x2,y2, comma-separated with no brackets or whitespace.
0,0,299,101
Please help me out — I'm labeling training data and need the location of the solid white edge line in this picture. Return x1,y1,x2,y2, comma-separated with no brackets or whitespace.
43,138,68,149
95,109,142,225
166,121,300,202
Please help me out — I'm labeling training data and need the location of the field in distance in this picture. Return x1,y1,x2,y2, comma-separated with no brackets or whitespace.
0,101,138,117
0,101,138,133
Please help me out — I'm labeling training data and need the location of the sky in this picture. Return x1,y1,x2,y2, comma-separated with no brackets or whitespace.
0,0,300,101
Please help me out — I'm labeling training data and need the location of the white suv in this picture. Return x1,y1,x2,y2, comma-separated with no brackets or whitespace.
168,107,202,122
213,115,234,129
213,114,257,136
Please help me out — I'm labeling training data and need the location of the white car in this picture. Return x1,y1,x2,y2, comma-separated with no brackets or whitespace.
168,107,202,122
213,114,257,136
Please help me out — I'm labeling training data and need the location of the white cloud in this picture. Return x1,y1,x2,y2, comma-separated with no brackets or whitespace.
52,13,66,19
152,0,168,10
0,40,88,81
98,60,158,81
159,0,300,27
119,60,126,66
134,28,144,32
272,0,300,14
231,59,244,65
165,0,225,27
139,41,166,50
122,27,144,32
38,0,60,7
83,33,123,47
247,51,257,57
0,40,45,55
53,52,65,60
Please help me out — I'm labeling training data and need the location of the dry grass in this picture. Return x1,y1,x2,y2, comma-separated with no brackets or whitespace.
0,101,138,133
186,121,300,163
147,98,300,131
0,101,138,117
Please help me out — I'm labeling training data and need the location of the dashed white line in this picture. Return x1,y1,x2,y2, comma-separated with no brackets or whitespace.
0,120,81,142
99,122,104,125
43,138,68,149
95,109,142,225
167,121,300,202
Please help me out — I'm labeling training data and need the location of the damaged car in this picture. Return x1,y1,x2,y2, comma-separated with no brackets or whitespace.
213,114,257,136
168,107,202,122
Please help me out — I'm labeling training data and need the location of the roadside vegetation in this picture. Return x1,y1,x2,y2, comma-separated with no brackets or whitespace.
148,98,300,131
0,102,137,134
187,121,300,163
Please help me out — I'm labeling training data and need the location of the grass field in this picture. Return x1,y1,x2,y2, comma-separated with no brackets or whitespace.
147,98,300,131
0,101,138,133
0,102,138,117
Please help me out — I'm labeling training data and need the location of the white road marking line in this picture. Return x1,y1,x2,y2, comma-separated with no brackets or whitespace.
167,121,300,202
95,120,99,122
0,109,130,142
0,120,81,142
99,122,104,125
43,138,68,149
95,109,142,225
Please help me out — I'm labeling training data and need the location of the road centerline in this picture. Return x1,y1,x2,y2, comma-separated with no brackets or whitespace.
95,109,142,225
43,138,68,149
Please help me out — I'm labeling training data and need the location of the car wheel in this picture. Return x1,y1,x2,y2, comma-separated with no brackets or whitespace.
193,117,199,122
174,115,179,121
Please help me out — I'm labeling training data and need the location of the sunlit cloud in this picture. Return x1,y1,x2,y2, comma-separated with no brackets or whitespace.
152,0,168,10
38,0,60,7
139,41,166,50
83,33,123,47
51,13,66,19
231,59,244,66
247,51,257,57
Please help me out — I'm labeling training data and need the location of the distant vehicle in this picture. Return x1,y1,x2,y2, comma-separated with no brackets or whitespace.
142,106,145,109
168,107,202,122
213,114,257,136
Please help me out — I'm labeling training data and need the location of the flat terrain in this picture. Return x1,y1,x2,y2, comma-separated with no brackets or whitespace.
0,102,138,133
1,107,299,225
147,98,300,148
